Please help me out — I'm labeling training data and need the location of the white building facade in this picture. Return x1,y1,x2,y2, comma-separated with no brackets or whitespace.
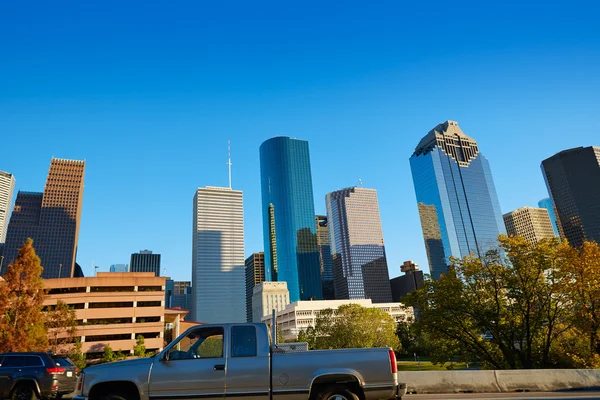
192,186,245,323
252,281,290,322
262,299,413,339
0,171,16,243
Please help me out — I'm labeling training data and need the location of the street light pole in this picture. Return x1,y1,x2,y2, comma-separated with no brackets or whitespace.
59,264,62,278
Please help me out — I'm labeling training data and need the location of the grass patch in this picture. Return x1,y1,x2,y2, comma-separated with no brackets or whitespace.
397,361,469,371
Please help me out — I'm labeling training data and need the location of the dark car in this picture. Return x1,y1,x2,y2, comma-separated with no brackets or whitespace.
0,353,77,400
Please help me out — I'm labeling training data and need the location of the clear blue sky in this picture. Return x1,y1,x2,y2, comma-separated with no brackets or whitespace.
1,1,599,281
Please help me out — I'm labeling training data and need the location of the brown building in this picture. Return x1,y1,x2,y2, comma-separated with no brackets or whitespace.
44,272,166,357
2,158,85,279
503,206,556,244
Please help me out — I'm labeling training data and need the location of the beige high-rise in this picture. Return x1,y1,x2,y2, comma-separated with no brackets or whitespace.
503,207,556,244
0,171,16,243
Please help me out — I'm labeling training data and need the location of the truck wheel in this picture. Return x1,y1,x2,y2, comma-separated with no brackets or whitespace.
11,385,36,400
100,394,129,400
318,387,359,400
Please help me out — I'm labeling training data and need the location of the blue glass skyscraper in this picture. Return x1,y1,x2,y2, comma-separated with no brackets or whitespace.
260,137,322,302
537,198,560,237
410,121,505,279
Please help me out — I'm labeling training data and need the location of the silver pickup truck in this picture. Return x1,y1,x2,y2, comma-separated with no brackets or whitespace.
73,323,406,400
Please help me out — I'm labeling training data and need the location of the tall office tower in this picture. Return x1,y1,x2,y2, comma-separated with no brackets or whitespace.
2,158,85,279
541,146,600,247
326,187,393,303
0,171,16,243
109,264,129,272
503,207,556,244
410,121,505,279
538,198,561,237
316,215,334,300
130,250,161,276
259,137,322,302
192,186,245,323
245,252,265,322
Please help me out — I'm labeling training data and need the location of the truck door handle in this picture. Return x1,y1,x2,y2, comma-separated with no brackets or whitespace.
213,364,225,371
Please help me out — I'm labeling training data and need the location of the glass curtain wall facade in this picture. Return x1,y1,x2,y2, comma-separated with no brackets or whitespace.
541,146,600,247
410,121,505,279
538,198,561,237
325,187,392,303
259,137,322,302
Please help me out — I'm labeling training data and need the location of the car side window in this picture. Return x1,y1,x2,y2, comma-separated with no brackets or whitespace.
24,356,43,367
231,326,257,357
167,327,224,360
2,356,24,367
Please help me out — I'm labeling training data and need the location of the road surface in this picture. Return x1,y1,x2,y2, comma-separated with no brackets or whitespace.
406,391,600,399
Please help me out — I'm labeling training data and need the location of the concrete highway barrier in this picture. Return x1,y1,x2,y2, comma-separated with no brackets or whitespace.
398,369,600,394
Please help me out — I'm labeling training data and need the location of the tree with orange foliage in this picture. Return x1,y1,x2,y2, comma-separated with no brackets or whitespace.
0,238,48,352
559,240,600,367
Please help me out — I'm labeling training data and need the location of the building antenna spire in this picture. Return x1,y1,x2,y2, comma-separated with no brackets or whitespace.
227,139,232,189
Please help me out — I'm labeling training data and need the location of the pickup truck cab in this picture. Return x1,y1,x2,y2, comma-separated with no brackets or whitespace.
74,323,405,400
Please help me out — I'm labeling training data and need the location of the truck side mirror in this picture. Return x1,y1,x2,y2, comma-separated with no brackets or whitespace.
160,352,169,362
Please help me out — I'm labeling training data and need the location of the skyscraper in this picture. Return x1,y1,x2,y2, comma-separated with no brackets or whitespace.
2,158,85,279
316,215,334,300
538,198,561,237
259,137,322,302
503,207,556,244
541,146,600,247
245,252,265,322
326,187,392,303
390,261,425,301
410,121,505,279
192,186,245,323
0,171,16,243
130,250,161,276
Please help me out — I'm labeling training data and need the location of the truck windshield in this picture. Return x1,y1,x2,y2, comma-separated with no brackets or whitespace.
167,326,224,360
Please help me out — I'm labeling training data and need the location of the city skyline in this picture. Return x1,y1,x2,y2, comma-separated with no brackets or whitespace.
1,1,598,281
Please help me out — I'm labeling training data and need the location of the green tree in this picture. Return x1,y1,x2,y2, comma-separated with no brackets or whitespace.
405,235,574,369
197,336,224,357
69,338,87,371
300,304,400,351
0,239,48,352
102,344,117,363
133,335,147,357
46,300,77,353
558,240,600,367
